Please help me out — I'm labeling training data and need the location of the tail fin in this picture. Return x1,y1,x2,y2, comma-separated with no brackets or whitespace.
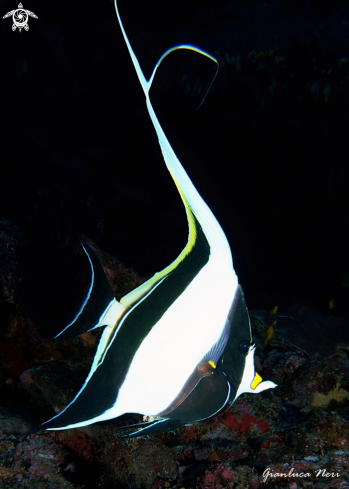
55,244,122,340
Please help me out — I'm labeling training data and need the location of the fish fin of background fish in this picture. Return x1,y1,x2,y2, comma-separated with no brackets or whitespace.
119,418,182,438
55,244,124,340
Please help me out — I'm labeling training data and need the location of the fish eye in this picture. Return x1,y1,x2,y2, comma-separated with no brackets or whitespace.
238,340,250,354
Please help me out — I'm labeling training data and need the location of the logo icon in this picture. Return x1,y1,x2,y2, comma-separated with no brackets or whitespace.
3,3,38,32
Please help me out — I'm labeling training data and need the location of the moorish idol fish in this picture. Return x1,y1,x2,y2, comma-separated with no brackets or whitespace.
43,0,276,437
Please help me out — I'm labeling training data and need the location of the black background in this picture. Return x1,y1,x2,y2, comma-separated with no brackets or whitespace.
1,0,349,337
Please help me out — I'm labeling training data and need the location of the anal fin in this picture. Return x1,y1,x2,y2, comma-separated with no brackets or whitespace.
118,418,182,438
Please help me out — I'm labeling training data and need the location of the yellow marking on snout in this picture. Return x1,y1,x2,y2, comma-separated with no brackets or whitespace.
251,372,263,390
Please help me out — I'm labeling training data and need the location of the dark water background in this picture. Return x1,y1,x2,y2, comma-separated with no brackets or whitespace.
1,0,349,337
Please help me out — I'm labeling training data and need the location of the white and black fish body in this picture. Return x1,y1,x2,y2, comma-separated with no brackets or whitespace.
43,1,276,438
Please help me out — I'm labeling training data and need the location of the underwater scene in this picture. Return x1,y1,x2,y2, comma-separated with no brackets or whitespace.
0,0,349,487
